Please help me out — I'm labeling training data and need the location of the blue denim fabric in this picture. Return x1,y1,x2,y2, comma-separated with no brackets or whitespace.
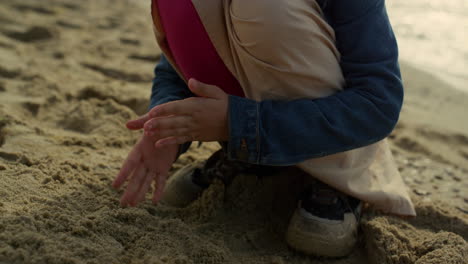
149,0,403,166
149,56,194,155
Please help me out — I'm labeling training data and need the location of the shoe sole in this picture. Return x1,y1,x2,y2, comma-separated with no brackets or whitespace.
285,207,359,257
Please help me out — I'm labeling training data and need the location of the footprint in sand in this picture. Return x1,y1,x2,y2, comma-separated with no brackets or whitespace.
76,86,112,102
395,136,431,156
120,37,140,46
0,151,33,166
57,98,134,136
0,151,20,162
58,103,96,134
3,26,54,43
0,120,6,147
55,20,82,30
128,53,161,63
394,136,450,164
0,42,14,49
61,137,97,150
22,102,41,116
60,3,81,11
417,128,468,147
77,86,148,115
97,18,120,30
12,4,55,15
80,63,152,83
0,65,21,79
0,16,14,25
459,151,468,161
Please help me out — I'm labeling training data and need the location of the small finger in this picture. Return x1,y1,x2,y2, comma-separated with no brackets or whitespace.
152,172,168,204
112,149,142,189
144,116,192,132
188,78,227,99
126,114,150,130
149,100,196,118
142,116,165,132
155,128,191,140
120,164,146,206
144,130,156,137
132,170,156,206
155,136,192,148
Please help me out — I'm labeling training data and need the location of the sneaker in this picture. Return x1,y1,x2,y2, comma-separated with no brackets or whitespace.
160,150,226,207
159,164,206,207
285,182,361,257
160,149,268,207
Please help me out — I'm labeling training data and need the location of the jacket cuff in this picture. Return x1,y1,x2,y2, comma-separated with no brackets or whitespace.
227,95,259,163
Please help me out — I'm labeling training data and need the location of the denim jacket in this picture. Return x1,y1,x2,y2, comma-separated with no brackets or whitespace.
149,0,403,166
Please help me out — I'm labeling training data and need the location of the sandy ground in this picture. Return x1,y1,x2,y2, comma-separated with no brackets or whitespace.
0,0,467,263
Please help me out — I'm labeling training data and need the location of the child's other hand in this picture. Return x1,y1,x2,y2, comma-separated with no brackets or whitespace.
125,113,151,130
112,134,178,207
144,79,229,148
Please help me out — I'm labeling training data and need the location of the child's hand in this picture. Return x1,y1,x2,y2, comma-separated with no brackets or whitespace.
125,113,151,130
112,134,178,207
144,79,229,147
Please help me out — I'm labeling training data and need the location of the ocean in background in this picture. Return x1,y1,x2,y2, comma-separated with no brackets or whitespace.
386,0,468,92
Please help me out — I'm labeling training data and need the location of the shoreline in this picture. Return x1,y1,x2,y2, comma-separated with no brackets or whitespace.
387,0,468,95
400,60,468,95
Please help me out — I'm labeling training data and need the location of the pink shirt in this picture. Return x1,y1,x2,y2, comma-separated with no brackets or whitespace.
156,0,244,97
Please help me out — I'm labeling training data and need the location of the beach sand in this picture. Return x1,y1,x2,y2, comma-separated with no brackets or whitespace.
0,0,467,263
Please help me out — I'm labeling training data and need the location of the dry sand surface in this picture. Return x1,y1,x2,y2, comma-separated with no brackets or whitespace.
0,0,467,263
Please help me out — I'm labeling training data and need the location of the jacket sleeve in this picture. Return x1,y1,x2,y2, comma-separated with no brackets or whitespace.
227,0,404,165
149,55,194,156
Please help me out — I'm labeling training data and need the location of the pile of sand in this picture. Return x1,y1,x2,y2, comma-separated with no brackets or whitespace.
0,0,466,263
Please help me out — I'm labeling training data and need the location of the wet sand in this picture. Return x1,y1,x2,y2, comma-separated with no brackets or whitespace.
387,0,468,93
0,0,467,263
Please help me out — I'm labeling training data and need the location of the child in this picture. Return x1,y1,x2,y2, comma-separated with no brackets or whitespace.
113,0,415,257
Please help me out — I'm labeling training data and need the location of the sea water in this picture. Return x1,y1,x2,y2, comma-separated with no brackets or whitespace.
386,0,468,92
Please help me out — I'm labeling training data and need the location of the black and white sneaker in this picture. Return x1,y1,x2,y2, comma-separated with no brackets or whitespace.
160,150,226,207
285,181,362,257
160,149,274,207
159,163,206,207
